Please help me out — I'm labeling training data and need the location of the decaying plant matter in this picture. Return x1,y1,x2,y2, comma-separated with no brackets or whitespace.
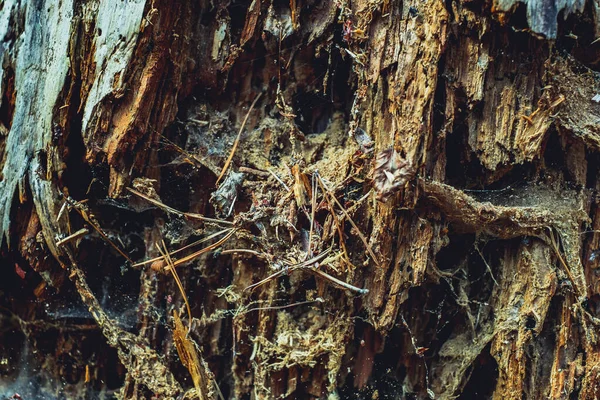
3,0,600,399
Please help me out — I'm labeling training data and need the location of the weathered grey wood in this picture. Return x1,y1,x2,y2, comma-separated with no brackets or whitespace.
0,0,148,246
0,0,73,245
494,0,589,38
81,0,146,132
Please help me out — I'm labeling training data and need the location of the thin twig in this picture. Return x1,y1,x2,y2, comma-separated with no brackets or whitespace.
268,168,290,191
216,92,263,186
309,268,368,294
239,166,270,177
56,228,89,247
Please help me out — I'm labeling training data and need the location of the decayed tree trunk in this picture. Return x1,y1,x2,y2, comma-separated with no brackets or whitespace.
1,0,600,399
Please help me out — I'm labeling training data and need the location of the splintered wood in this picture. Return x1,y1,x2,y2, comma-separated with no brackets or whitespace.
172,311,215,400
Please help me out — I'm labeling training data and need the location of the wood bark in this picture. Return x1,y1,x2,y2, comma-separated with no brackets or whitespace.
1,0,600,399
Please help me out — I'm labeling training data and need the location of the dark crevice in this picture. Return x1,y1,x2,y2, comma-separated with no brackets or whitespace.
444,121,487,189
431,51,447,176
556,3,600,71
505,2,530,33
294,91,334,135
228,0,252,42
436,232,474,272
457,343,498,399
0,66,15,130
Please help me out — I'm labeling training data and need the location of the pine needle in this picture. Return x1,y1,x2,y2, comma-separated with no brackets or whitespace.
216,93,262,186
160,134,206,167
133,228,232,268
309,267,369,294
127,187,233,226
169,228,236,268
65,197,133,264
220,248,264,256
245,249,331,291
307,172,318,258
158,240,193,331
242,298,324,313
316,173,381,267
243,268,287,292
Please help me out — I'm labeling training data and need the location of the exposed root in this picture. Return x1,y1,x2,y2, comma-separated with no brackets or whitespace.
420,178,588,301
419,178,587,240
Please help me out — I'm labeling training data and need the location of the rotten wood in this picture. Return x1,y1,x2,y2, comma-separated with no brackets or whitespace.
2,0,600,399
